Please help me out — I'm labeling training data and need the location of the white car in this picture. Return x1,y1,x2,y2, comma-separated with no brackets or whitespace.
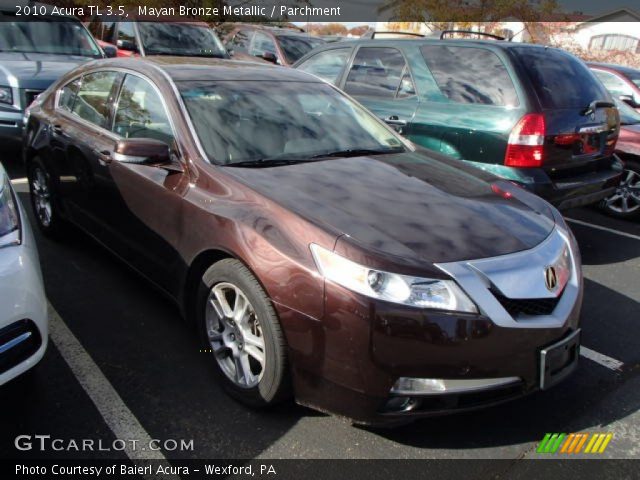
0,162,47,385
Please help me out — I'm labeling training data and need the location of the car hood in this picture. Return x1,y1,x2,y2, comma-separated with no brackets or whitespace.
223,151,556,266
618,124,640,156
0,52,91,90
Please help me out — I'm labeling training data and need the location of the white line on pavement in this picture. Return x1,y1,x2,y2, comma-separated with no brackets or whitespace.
48,303,180,479
580,346,624,372
566,218,640,241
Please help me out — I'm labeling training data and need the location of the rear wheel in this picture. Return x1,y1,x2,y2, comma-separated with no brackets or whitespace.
601,159,640,220
28,157,68,238
197,259,291,407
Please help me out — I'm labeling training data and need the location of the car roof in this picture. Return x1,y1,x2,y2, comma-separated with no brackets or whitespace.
87,57,322,82
307,37,553,50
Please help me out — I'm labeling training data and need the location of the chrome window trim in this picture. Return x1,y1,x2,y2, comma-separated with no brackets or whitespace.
54,67,183,157
435,226,580,329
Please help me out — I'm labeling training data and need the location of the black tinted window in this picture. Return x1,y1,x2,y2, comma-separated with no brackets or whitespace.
297,48,351,84
72,71,119,128
421,45,518,106
137,22,226,57
345,47,415,99
513,47,610,109
113,75,174,144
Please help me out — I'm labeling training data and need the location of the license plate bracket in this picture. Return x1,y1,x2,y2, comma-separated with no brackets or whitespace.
540,329,580,390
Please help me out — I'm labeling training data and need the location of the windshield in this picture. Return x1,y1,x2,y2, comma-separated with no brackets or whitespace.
137,22,226,57
0,18,102,57
278,35,325,64
179,80,405,165
615,97,640,125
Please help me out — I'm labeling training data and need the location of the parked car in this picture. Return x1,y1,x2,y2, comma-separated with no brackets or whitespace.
87,17,228,58
223,24,325,66
24,57,582,425
294,36,623,210
600,98,640,219
589,62,640,112
0,7,106,144
0,161,47,386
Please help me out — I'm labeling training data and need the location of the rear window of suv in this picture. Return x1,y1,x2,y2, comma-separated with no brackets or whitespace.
512,47,610,109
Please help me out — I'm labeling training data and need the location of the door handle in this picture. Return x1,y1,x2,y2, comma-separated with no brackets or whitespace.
94,149,112,166
384,115,407,126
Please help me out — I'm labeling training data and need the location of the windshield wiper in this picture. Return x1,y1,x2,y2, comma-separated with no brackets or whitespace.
310,147,404,159
223,157,313,168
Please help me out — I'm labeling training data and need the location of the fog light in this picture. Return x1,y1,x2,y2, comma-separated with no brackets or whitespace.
391,377,520,395
383,396,421,412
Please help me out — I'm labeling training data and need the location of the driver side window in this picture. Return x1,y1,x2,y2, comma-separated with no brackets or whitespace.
113,74,174,145
250,32,277,57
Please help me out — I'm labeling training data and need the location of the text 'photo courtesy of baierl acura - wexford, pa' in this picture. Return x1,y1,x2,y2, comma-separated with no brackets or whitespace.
0,0,639,479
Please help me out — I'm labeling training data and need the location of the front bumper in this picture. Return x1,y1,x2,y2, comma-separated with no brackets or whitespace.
0,190,47,386
279,228,583,425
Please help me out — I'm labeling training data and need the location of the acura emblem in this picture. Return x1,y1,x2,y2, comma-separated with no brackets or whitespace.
544,266,558,291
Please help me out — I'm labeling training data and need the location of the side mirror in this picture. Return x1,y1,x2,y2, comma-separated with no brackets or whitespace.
116,39,138,52
114,138,183,172
261,51,279,64
102,45,117,58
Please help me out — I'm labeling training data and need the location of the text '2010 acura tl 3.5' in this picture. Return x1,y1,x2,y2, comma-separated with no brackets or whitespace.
23,57,582,425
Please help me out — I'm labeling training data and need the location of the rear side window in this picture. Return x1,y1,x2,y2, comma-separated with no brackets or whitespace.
58,78,81,112
72,71,119,129
421,45,518,106
592,69,634,97
250,32,277,57
513,47,610,109
345,47,415,99
297,48,351,84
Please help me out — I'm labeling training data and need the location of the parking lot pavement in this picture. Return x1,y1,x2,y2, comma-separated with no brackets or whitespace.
1,152,639,468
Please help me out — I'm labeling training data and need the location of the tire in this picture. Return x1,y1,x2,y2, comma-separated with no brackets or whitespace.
27,157,68,238
600,159,640,220
197,258,291,408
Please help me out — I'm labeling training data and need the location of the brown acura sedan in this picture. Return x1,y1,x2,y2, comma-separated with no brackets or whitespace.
23,57,582,425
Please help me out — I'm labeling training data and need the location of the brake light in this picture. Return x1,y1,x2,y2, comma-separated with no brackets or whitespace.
505,113,545,168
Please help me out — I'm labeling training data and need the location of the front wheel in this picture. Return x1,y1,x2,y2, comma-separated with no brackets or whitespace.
600,159,640,219
197,259,291,408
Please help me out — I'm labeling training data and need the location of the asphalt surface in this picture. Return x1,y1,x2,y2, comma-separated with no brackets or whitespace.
1,149,639,471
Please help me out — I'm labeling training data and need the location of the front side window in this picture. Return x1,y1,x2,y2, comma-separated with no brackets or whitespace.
137,22,226,57
113,75,174,145
593,69,634,97
297,48,351,84
178,80,404,165
277,35,325,64
250,32,277,57
71,71,119,129
421,45,518,106
345,47,415,99
117,22,136,49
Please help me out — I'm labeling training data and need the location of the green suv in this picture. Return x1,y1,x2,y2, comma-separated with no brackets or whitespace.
294,37,623,209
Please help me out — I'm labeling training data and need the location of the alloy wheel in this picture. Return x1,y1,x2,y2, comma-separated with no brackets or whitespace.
30,167,52,227
605,168,640,214
205,282,266,388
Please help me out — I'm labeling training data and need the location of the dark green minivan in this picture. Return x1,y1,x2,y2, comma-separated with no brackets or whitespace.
294,38,623,209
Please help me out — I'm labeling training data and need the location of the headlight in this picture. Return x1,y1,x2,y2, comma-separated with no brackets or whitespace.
0,175,20,248
0,86,12,105
310,244,477,313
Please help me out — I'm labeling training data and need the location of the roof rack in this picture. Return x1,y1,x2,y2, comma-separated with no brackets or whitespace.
439,30,507,41
360,29,425,39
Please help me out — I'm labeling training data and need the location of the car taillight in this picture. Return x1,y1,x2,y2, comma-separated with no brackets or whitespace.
505,113,545,168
